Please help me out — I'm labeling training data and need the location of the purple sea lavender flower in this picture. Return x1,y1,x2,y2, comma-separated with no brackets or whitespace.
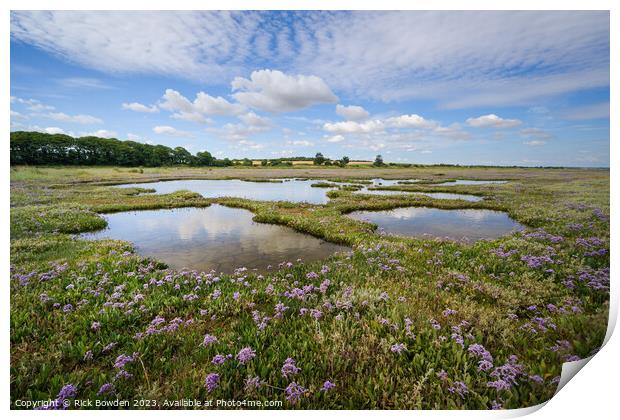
448,381,469,399
97,383,114,396
390,343,407,354
205,373,220,393
321,381,335,392
202,334,218,347
285,382,306,404
244,376,262,392
281,357,302,378
237,347,256,364
57,384,78,400
212,354,227,365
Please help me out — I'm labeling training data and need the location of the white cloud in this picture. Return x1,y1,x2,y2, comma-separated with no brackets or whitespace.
466,114,522,128
57,77,110,89
287,140,314,147
335,104,369,121
153,125,193,137
127,133,154,144
385,114,437,129
43,127,66,135
44,112,103,125
238,112,271,128
82,129,118,138
122,102,159,113
157,89,244,124
11,11,607,107
323,114,437,134
324,134,345,143
524,140,546,146
323,120,385,134
171,111,212,125
521,127,553,139
11,96,55,111
10,110,27,120
232,69,337,112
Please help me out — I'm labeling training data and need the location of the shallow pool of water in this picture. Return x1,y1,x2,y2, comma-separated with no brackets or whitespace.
348,207,523,242
433,180,508,186
82,205,348,273
355,188,482,202
118,179,335,204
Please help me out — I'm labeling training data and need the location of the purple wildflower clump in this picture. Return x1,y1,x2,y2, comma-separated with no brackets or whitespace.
468,343,494,371
245,376,262,392
97,383,114,396
520,254,554,269
281,357,302,378
205,373,220,393
237,347,256,364
487,355,525,391
448,381,469,399
57,384,78,400
113,352,139,370
390,343,407,354
321,381,335,392
285,382,307,404
202,334,218,347
212,354,227,365
274,302,289,319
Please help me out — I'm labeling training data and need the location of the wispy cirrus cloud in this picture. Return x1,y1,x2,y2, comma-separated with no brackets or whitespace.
10,11,609,108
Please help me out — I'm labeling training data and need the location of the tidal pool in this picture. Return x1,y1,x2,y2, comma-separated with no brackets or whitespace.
118,179,335,204
433,180,508,186
82,205,348,273
348,207,523,242
355,188,483,202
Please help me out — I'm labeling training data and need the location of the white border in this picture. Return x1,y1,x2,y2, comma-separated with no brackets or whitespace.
2,1,616,419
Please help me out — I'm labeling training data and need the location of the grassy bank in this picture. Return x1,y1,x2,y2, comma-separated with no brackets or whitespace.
10,166,609,409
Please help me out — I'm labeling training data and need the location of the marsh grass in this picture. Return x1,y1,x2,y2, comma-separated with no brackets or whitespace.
10,166,609,409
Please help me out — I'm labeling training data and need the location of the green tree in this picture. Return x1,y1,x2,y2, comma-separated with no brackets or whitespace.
373,154,384,166
313,152,326,165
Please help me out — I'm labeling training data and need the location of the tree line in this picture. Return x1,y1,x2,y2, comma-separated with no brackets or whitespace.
10,131,231,167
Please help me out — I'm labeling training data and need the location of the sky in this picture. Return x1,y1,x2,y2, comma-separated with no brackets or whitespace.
9,10,610,166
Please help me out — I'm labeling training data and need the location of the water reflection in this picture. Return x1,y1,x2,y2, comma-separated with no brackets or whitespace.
82,205,348,273
348,207,523,242
433,180,507,186
118,179,335,204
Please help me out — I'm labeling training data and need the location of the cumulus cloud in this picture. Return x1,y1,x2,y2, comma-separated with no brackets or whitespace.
122,102,159,113
11,96,55,111
385,114,437,129
324,134,345,143
232,69,337,112
43,127,66,135
153,125,193,137
323,114,437,134
157,89,244,125
466,114,522,128
44,112,103,125
82,129,118,138
238,112,271,128
323,120,385,134
335,104,369,121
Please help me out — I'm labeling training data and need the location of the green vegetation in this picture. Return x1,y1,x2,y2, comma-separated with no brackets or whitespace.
10,131,233,167
10,165,609,409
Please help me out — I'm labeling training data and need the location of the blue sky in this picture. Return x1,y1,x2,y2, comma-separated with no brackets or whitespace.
10,11,610,166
